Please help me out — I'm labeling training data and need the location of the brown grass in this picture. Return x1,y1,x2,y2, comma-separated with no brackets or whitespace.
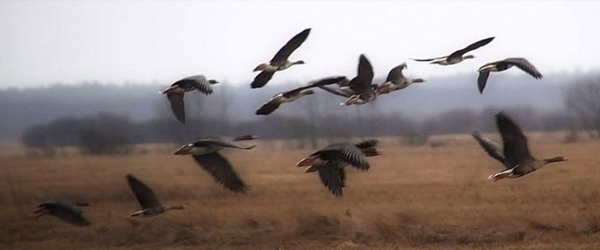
1,136,600,249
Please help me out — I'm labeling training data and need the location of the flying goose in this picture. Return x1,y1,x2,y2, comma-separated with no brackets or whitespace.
256,76,348,115
477,57,543,93
473,112,566,182
174,139,255,193
297,140,380,196
251,28,311,88
412,37,494,65
126,174,184,217
162,75,219,124
341,54,377,105
375,63,425,95
32,200,91,226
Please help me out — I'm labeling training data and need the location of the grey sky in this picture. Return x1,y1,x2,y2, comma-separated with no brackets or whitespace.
0,1,598,88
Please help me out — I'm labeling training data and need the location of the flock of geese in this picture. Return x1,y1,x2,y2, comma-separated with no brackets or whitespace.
33,28,566,227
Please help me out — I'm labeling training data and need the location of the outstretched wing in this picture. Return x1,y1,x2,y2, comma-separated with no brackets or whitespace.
448,37,495,60
410,56,445,62
283,76,348,98
271,28,311,63
477,71,490,94
349,54,374,94
318,85,352,98
471,131,506,167
126,174,163,210
316,165,343,197
166,93,186,124
322,143,370,171
256,102,282,115
251,71,275,89
495,112,534,168
192,152,248,193
193,139,255,150
385,63,407,84
503,58,543,79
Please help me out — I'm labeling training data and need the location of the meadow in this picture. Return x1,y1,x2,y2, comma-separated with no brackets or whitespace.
1,134,599,249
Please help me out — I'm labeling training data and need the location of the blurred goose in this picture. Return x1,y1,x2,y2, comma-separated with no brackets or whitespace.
32,200,91,226
126,174,184,217
256,76,348,115
162,75,219,124
375,63,425,95
174,139,255,193
473,112,566,182
297,140,380,196
341,54,376,105
412,37,494,65
251,28,311,88
477,57,543,93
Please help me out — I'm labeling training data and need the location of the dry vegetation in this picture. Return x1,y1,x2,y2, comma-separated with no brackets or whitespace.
1,134,600,249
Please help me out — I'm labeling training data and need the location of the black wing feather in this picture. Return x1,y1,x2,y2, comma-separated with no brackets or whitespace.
477,71,490,94
503,58,543,79
166,93,186,124
471,131,506,167
192,152,248,193
256,102,282,115
385,63,407,84
316,165,343,197
251,71,275,89
271,28,311,63
126,174,163,210
495,112,534,168
448,37,495,60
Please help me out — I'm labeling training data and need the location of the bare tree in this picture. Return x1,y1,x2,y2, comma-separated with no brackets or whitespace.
564,76,600,138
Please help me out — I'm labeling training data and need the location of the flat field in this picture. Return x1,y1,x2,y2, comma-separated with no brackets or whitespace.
1,135,599,249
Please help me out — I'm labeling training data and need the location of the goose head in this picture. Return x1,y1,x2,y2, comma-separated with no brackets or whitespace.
464,55,475,60
209,79,219,84
292,60,305,65
412,78,425,83
544,156,567,164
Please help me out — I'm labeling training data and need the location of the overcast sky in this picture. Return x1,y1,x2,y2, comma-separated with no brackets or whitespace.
0,1,598,89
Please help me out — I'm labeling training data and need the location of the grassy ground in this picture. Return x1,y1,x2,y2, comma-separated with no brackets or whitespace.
1,136,599,249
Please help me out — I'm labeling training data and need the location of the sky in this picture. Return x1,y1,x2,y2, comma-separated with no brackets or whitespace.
0,0,599,89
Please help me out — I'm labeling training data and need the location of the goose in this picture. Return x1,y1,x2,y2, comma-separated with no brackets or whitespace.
251,28,311,88
297,140,380,196
162,75,219,124
173,139,255,193
126,174,184,217
472,112,566,182
477,57,543,93
375,63,425,95
256,76,348,115
412,37,494,65
32,200,91,226
340,54,377,105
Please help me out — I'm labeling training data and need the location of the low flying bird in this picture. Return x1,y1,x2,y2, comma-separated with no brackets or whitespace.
412,37,494,65
174,139,255,193
126,174,184,217
162,75,219,124
296,140,380,197
477,57,543,93
255,76,348,115
472,112,566,182
375,63,425,95
340,54,377,105
32,200,91,226
251,28,311,88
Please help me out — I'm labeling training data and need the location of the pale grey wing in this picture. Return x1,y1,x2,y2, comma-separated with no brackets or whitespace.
166,93,186,124
495,112,535,168
477,71,490,94
471,131,506,166
126,174,163,210
323,143,370,171
186,75,214,95
349,54,374,94
194,139,255,150
45,201,91,226
192,152,248,193
251,71,275,89
448,37,495,60
271,28,311,63
385,63,407,84
283,76,348,98
256,101,282,115
316,165,343,197
502,58,543,79
318,85,351,98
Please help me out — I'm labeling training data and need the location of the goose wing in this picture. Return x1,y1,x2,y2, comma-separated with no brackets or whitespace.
271,28,311,63
41,200,91,226
477,71,491,94
256,101,282,115
192,152,248,193
410,56,446,62
385,63,407,84
126,174,163,210
349,54,374,94
173,75,214,95
194,139,255,150
321,143,370,171
316,165,343,197
495,112,535,168
166,93,186,124
282,76,348,98
471,131,506,166
251,71,275,89
502,58,543,79
448,37,495,60
318,85,352,98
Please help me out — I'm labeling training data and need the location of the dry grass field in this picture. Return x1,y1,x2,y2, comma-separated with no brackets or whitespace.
1,134,600,249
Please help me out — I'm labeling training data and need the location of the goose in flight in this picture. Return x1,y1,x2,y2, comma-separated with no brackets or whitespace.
477,57,543,93
174,139,255,193
341,54,377,105
375,63,425,95
32,200,91,226
256,76,347,115
126,174,184,217
251,28,311,88
472,112,566,182
162,75,219,124
412,37,494,65
297,140,380,196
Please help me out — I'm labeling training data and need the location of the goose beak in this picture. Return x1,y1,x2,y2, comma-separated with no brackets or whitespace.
173,144,194,155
